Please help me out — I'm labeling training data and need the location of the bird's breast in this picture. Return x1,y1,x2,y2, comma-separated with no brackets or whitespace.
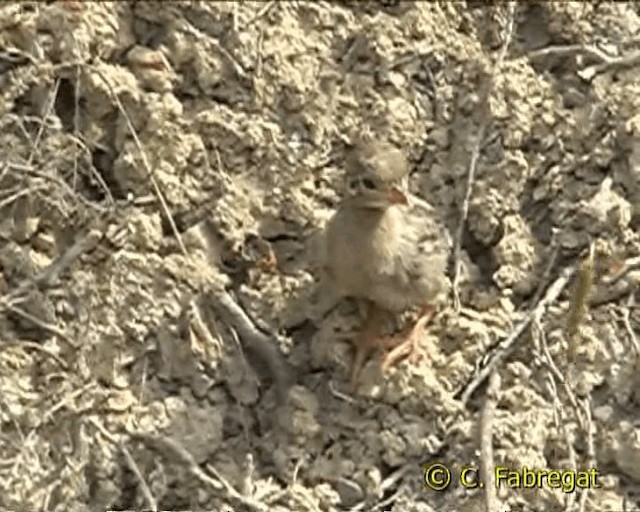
324,207,401,297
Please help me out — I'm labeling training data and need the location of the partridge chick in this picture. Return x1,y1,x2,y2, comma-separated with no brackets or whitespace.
324,139,450,389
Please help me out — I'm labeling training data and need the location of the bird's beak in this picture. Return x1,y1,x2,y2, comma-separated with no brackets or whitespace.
387,186,408,205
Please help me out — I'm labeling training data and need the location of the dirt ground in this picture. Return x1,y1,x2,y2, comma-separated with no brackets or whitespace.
2,1,640,511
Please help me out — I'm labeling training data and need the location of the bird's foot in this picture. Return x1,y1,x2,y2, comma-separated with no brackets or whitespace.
380,305,436,372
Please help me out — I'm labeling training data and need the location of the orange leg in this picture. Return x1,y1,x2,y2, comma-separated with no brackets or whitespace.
380,305,436,372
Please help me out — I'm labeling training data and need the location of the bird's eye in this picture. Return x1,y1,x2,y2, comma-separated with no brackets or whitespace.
348,178,360,191
361,178,376,190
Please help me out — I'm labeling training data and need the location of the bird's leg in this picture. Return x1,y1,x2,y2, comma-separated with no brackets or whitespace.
380,304,436,372
347,303,387,390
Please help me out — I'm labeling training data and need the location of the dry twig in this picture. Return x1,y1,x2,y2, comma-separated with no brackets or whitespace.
0,223,102,312
41,382,96,425
89,417,158,511
6,304,78,348
246,0,277,26
93,67,187,257
542,371,579,512
451,110,487,312
6,161,108,212
579,49,640,80
26,78,60,165
578,398,595,512
601,255,640,286
178,20,248,81
457,264,576,404
480,371,500,512
130,431,269,512
200,287,294,405
206,462,270,512
620,292,640,355
532,315,596,512
0,184,47,211
589,253,640,307
533,317,584,428
528,42,640,81
529,233,560,307
241,453,256,497
451,3,516,310
0,340,68,369
527,44,613,64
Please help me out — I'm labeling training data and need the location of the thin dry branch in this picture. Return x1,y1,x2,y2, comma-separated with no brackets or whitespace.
178,19,249,81
350,466,411,512
457,263,577,404
533,316,584,429
93,67,187,257
5,161,103,212
6,304,78,348
480,371,500,512
206,462,269,512
0,224,101,312
600,255,640,287
527,44,613,64
621,292,640,355
0,340,68,369
240,453,255,497
246,0,277,26
528,42,640,81
578,398,595,512
130,431,269,512
200,286,294,406
41,382,96,425
532,311,598,512
589,252,640,306
26,78,60,165
67,135,115,206
529,234,560,307
542,371,580,512
89,417,157,511
579,49,640,80
0,184,47,211
452,3,516,310
451,119,486,310
72,41,82,191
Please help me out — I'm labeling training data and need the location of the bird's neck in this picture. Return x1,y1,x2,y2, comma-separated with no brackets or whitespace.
350,204,398,229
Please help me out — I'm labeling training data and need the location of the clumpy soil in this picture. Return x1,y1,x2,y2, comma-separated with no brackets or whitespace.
2,2,640,511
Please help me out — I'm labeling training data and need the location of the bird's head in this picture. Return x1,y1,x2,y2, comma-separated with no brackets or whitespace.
344,140,409,210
